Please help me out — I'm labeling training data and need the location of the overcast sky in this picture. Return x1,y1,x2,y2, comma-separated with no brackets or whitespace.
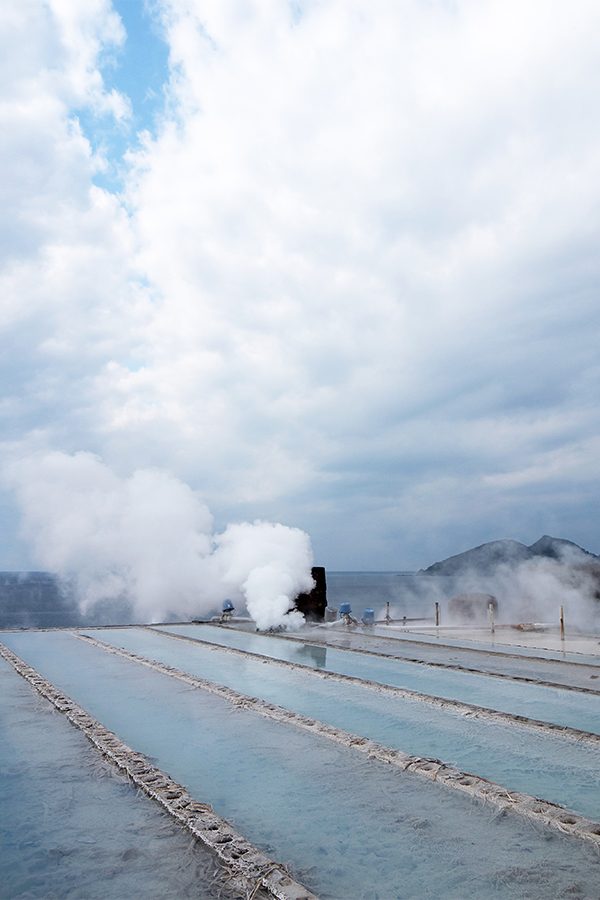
1,0,600,571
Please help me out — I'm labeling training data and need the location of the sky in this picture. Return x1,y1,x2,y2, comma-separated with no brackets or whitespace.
1,0,600,572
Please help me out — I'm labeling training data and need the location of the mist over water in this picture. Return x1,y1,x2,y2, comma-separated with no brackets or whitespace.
328,558,600,631
439,557,600,628
6,451,314,629
5,451,599,632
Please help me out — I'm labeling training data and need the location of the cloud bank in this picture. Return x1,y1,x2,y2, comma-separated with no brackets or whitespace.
2,1,600,571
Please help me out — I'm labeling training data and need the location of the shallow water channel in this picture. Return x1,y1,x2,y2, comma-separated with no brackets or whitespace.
369,626,600,663
0,654,241,899
3,629,600,899
320,626,600,688
155,623,600,734
71,625,600,821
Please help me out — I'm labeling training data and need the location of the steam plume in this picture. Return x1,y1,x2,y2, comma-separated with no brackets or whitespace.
379,554,600,630
6,451,314,628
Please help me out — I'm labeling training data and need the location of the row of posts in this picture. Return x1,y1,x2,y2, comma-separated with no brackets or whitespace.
386,600,568,638
483,602,567,639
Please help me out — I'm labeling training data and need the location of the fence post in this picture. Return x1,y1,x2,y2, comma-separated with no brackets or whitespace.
488,601,495,635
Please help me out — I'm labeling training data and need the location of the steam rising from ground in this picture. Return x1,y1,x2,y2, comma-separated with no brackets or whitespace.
442,556,600,629
6,452,314,629
379,554,600,631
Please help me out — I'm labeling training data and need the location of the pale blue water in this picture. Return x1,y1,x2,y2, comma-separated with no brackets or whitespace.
369,625,600,667
3,631,600,899
155,624,600,735
318,629,600,691
0,655,239,899
81,627,600,820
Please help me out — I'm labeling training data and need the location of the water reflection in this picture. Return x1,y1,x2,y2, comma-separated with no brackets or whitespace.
295,643,327,668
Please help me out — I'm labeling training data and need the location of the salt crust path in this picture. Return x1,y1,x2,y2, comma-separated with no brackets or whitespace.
76,631,600,847
0,641,317,900
148,626,600,746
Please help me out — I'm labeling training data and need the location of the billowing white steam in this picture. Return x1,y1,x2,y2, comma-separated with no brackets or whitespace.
446,556,600,629
6,451,314,628
379,552,600,630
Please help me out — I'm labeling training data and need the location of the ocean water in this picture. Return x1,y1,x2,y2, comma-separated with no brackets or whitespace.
0,571,439,630
1,570,598,651
326,572,442,618
4,630,600,899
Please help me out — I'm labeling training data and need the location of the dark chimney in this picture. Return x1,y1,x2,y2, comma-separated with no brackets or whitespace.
294,566,327,621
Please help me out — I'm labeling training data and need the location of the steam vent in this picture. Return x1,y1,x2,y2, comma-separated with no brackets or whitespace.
3,566,600,897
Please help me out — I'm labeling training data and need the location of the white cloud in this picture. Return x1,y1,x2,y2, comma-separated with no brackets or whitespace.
47,0,129,115
0,1,142,460
2,0,600,570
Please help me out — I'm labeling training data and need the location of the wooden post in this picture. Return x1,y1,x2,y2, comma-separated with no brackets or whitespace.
435,602,440,627
488,601,495,635
385,601,391,625
560,605,565,640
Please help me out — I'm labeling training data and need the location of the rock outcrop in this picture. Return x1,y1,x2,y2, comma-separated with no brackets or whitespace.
421,535,597,576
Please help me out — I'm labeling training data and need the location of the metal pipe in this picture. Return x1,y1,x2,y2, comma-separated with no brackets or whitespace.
560,605,565,640
434,602,440,627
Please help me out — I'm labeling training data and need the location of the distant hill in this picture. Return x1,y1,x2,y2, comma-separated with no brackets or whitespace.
421,535,597,576
527,535,596,561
